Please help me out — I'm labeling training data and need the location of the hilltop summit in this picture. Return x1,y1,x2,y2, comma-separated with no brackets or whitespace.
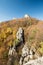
24,14,30,18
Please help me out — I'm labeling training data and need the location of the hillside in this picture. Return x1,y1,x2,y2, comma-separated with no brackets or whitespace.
0,16,43,65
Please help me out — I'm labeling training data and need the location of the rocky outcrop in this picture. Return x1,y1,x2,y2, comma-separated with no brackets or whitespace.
7,27,24,65
23,56,43,65
7,46,18,65
16,27,25,43
7,27,43,65
19,42,41,65
19,43,29,65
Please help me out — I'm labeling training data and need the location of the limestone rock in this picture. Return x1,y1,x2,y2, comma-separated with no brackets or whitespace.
16,27,24,42
22,44,29,57
19,57,23,65
23,55,30,64
8,47,16,56
8,45,18,65
19,43,29,65
19,43,37,65
23,56,43,65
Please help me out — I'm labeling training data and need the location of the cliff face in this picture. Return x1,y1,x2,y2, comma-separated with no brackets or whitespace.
0,17,43,65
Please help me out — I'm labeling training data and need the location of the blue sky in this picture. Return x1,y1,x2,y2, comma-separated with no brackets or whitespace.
0,0,43,22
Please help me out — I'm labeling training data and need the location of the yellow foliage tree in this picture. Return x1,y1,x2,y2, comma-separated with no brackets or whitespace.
6,27,12,35
7,40,13,46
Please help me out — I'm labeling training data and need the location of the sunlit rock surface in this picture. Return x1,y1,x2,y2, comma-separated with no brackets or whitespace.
19,42,41,65
23,57,43,65
16,27,24,42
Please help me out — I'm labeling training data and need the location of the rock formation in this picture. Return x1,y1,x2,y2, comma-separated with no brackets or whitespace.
23,56,43,65
7,27,24,65
16,27,24,43
7,27,42,65
19,43,29,65
7,46,18,65
19,42,40,65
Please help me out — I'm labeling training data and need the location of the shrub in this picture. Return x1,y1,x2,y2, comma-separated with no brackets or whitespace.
40,42,43,47
0,32,6,39
38,42,43,55
13,30,17,39
0,41,2,47
6,27,13,36
28,29,37,43
13,38,20,47
24,20,32,27
14,58,19,65
3,50,8,59
8,40,13,47
38,48,43,54
27,29,39,47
